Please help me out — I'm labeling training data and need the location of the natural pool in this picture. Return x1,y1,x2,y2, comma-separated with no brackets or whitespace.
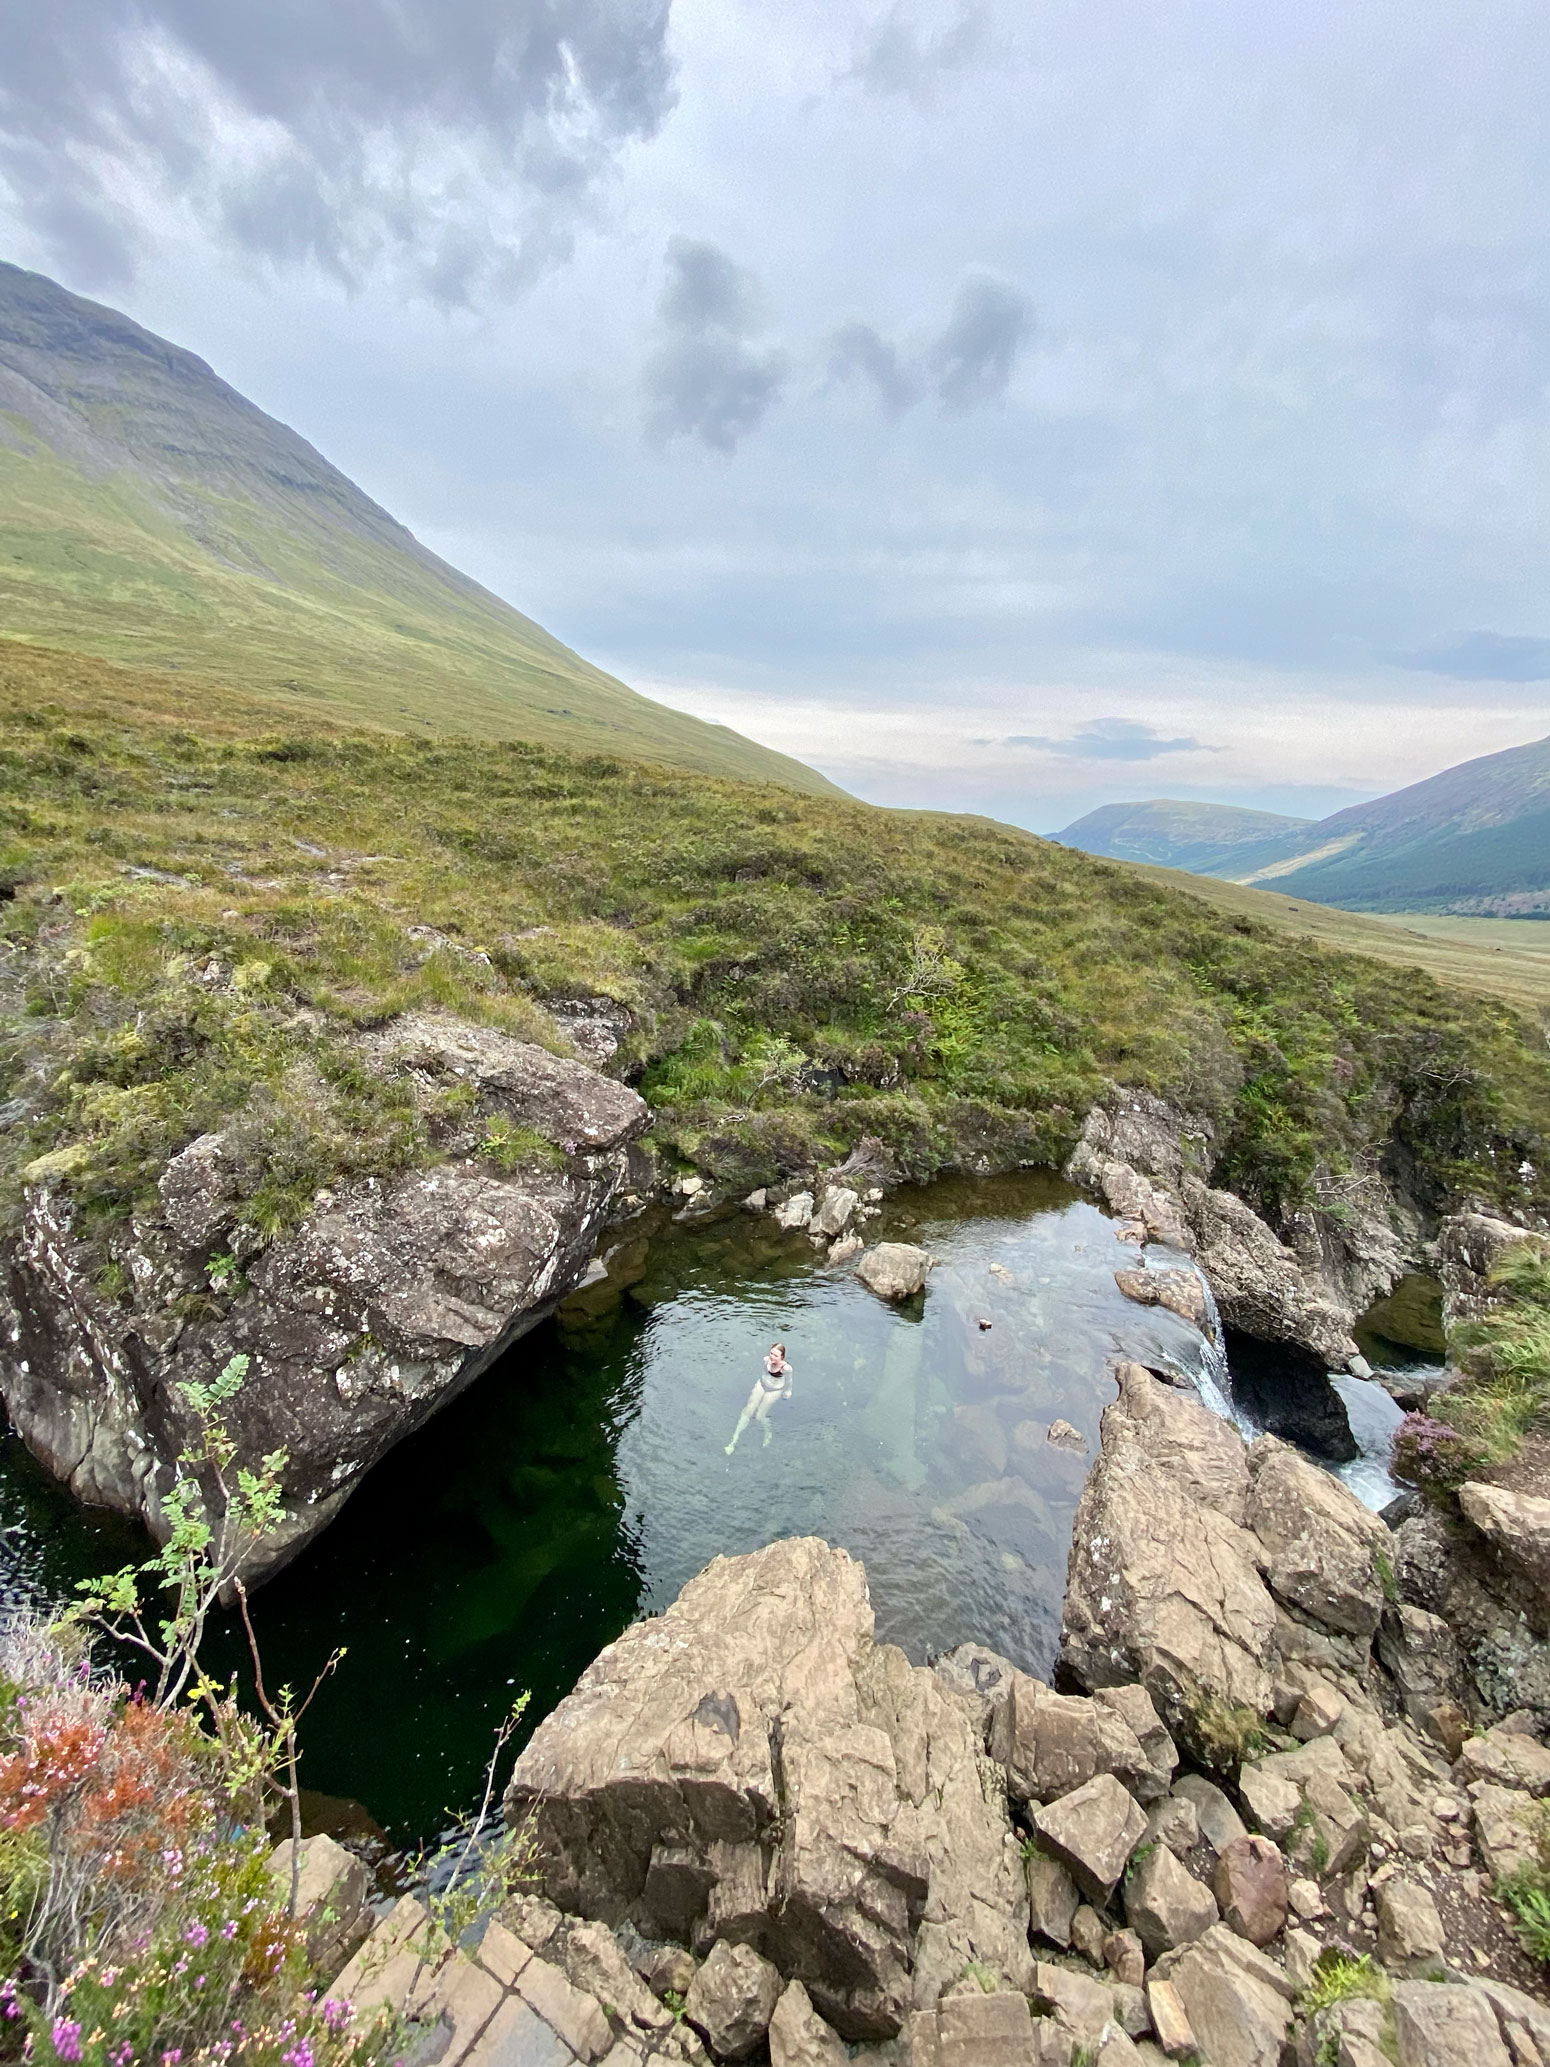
0,1171,1390,1846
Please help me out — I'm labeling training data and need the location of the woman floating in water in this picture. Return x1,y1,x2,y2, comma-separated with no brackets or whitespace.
726,1342,793,1453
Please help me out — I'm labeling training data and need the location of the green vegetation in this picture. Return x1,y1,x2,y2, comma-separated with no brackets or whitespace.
1,646,1548,1268
1403,1240,1550,1481
1499,1804,1550,1965
1298,1952,1391,2017
1124,866,1550,1018
0,262,838,797
1182,1693,1274,1774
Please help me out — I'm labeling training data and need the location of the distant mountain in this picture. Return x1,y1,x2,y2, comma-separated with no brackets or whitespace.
1055,799,1315,873
1058,733,1550,916
0,263,838,795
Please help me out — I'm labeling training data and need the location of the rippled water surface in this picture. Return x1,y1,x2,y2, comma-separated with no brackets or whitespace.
0,1173,1240,1840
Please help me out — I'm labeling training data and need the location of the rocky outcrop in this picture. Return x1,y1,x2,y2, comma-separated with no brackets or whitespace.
854,1243,932,1302
0,1012,647,1578
1436,1212,1539,1329
505,1537,1033,2041
1066,1093,1397,1369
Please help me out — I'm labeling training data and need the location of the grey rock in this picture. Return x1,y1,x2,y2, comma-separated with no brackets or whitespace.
1033,1964,1135,2047
908,1988,1040,2066
1113,1268,1208,1331
1169,1775,1247,1855
1393,1983,1512,2067
684,1940,782,2061
506,1538,1033,2040
1033,1773,1148,1906
1105,1929,1146,1988
768,1979,848,2067
812,1187,859,1237
1458,1482,1550,1600
775,1191,815,1230
1073,1903,1110,1966
1142,1796,1201,1857
1124,1843,1219,1959
268,1832,370,1974
1247,1437,1389,1640
1374,1879,1444,1974
854,1243,932,1301
1454,1723,1550,1796
1060,1364,1278,1731
0,1013,647,1580
1152,1924,1295,2067
932,1643,1018,1736
1026,1851,1081,1948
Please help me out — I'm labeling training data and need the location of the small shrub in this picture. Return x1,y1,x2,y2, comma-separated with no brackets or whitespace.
1299,1952,1390,2017
1391,1412,1472,1491
1184,1693,1271,1773
1497,1801,1550,1965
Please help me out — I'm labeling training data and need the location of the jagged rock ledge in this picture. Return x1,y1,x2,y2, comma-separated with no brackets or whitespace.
318,1352,1550,2067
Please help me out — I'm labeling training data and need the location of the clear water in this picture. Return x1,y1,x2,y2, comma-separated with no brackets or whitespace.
0,1172,1294,1843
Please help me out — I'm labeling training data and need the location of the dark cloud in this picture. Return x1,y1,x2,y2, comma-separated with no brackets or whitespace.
827,322,918,412
643,237,788,452
1395,631,1550,682
847,6,988,105
930,274,1033,409
1003,719,1208,761
0,0,676,299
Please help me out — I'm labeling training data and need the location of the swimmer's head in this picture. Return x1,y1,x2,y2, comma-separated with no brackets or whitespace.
771,1341,785,1355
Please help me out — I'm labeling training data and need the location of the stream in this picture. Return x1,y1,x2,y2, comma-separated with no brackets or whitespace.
0,1171,1426,1846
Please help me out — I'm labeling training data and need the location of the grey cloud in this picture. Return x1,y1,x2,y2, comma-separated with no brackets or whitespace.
931,274,1033,409
0,0,675,299
827,322,918,412
848,6,988,104
644,238,788,452
1002,720,1208,761
1396,631,1550,682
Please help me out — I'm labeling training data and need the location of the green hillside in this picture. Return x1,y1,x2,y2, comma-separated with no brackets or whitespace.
0,262,838,795
3,644,1547,1257
1056,798,1315,872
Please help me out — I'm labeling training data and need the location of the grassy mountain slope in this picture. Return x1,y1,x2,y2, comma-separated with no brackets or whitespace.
1230,734,1550,912
0,262,837,795
3,643,1546,1261
1117,862,1550,1018
1056,798,1315,872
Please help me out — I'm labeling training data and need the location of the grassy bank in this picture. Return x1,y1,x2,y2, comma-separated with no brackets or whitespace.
2,644,1548,1264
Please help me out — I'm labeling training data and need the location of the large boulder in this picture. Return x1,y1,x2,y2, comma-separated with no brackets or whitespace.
1151,1924,1296,2067
1247,1438,1389,1640
854,1243,932,1301
991,1672,1176,1805
1060,1364,1278,1731
0,1012,647,1579
1031,1774,1147,1906
505,1538,1033,2041
1123,1843,1218,1959
1458,1482,1550,1601
685,1939,782,2060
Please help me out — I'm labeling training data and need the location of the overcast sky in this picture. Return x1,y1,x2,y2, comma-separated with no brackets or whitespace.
3,0,1549,830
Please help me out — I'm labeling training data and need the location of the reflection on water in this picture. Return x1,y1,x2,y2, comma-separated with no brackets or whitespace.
0,1172,1254,1841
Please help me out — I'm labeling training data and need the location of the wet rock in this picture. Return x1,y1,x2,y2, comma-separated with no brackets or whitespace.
1458,1482,1550,1600
685,1940,782,2060
933,1642,1018,1735
506,1538,1033,2040
775,1191,816,1230
854,1242,931,1301
1113,1269,1208,1331
1374,1878,1444,1974
992,1674,1175,1806
812,1187,859,1237
826,1233,863,1268
1151,1924,1295,2067
1032,1773,1148,1906
1124,1842,1219,1959
1049,1419,1086,1450
1393,1982,1512,2067
1225,1334,1359,1465
0,1014,649,1580
1060,1365,1278,1731
1170,1775,1247,1855
1025,1851,1081,1948
768,1978,848,2067
1247,1437,1389,1640
1211,1835,1288,1948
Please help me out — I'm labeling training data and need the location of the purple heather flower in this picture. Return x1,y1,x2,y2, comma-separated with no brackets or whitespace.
184,1924,208,1948
51,2020,84,2063
281,2042,315,2067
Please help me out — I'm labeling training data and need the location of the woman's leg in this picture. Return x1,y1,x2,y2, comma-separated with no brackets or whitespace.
753,1388,777,1444
726,1379,767,1453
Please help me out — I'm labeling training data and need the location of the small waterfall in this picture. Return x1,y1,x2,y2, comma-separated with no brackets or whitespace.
1189,1269,1240,1425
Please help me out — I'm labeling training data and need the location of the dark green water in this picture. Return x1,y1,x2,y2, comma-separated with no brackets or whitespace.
0,1173,1222,1844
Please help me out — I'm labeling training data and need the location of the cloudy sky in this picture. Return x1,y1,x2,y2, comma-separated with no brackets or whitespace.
3,0,1549,829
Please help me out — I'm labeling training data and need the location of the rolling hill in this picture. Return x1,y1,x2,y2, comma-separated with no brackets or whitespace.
1054,798,1315,873
0,262,837,795
1057,732,1550,915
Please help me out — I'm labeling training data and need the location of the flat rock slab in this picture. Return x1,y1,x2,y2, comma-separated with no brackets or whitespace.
1032,1772,1147,1905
